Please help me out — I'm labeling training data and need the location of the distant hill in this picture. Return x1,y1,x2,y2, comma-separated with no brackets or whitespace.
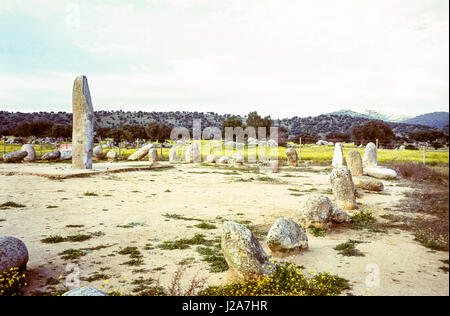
401,112,449,128
326,109,412,122
0,110,442,139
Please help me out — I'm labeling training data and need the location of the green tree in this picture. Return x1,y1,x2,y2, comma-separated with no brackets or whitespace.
350,120,395,146
245,111,272,138
222,115,243,136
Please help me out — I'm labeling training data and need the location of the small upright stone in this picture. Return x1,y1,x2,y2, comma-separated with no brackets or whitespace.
363,142,377,168
267,218,308,257
148,148,158,165
106,150,118,161
217,156,230,164
72,75,94,169
286,148,298,167
221,221,273,280
206,154,216,163
21,144,36,162
59,150,72,160
169,147,177,163
332,143,344,167
346,150,363,176
268,160,280,173
232,153,244,165
330,165,357,210
185,143,201,163
93,145,104,159
0,236,29,274
299,195,349,229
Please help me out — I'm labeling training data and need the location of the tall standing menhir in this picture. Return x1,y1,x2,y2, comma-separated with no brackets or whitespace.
72,75,94,169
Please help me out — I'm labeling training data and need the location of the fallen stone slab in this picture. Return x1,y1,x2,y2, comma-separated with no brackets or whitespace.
42,150,61,161
2,151,27,163
353,176,384,191
364,167,397,180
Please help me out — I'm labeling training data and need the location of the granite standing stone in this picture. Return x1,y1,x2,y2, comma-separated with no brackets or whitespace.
363,142,378,168
0,236,29,274
332,143,344,167
169,147,177,163
286,148,298,167
266,218,308,257
72,75,94,169
346,150,363,176
221,221,273,280
330,165,357,210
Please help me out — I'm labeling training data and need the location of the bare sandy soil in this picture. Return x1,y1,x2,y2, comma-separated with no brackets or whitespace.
0,161,448,296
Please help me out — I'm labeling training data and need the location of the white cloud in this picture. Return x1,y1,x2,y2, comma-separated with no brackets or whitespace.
1,0,448,117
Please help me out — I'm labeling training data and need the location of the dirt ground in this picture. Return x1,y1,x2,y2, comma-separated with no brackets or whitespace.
0,161,448,296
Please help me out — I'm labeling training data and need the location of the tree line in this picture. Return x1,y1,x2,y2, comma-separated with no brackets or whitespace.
1,116,448,148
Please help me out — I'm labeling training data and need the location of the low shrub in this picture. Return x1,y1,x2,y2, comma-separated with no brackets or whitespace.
0,268,27,296
201,263,350,296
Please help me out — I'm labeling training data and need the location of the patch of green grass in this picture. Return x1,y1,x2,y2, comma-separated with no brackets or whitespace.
334,240,365,257
162,213,202,222
288,188,300,192
81,273,110,282
40,235,65,244
121,258,144,267
308,227,326,237
153,266,166,272
83,192,98,196
235,177,254,182
118,247,142,259
46,205,58,209
65,234,92,242
132,268,150,274
40,233,93,244
194,222,217,230
158,234,213,250
58,249,88,260
197,246,229,273
0,201,26,209
65,225,85,228
351,209,376,229
257,176,279,182
116,222,146,228
178,257,196,266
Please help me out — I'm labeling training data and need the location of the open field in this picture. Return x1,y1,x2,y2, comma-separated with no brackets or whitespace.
2,141,449,166
0,160,448,296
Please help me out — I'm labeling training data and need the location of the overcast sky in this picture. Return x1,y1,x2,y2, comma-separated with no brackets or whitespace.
0,0,448,118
